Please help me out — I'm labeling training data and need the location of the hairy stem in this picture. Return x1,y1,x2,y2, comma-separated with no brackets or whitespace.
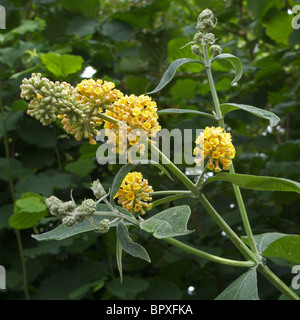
164,238,256,268
202,45,259,257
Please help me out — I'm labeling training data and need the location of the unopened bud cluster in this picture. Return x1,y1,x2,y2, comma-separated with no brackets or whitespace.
90,179,107,199
191,9,222,58
45,195,96,227
98,219,110,234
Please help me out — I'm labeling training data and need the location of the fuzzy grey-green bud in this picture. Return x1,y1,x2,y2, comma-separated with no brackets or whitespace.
203,33,215,45
77,199,96,216
62,215,77,227
193,32,203,43
45,195,65,217
97,219,110,234
210,44,222,56
196,9,216,33
90,179,107,199
191,44,202,57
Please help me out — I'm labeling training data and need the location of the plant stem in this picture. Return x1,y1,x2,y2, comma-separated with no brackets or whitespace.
202,43,300,299
257,265,300,300
163,238,256,268
195,161,208,189
198,193,258,263
0,97,30,300
151,190,192,196
152,194,189,208
202,45,259,257
149,141,199,195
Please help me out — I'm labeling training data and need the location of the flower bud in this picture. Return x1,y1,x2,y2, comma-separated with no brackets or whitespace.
191,44,202,57
193,32,203,43
62,215,77,227
209,44,222,56
77,199,96,216
97,219,110,234
203,33,215,45
196,9,216,33
90,179,107,199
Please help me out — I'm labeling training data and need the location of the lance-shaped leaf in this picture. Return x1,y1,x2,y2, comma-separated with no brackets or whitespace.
205,173,300,194
116,221,151,262
220,103,280,127
140,205,193,239
212,53,243,85
242,233,300,264
215,269,259,300
157,108,215,119
116,240,123,283
146,58,202,95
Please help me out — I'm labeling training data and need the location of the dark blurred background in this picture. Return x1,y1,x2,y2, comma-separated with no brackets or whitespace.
0,0,300,300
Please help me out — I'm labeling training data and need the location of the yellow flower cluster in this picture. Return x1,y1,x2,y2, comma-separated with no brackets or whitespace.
75,78,123,115
104,94,161,155
114,172,153,215
194,126,235,173
20,75,161,147
58,78,123,144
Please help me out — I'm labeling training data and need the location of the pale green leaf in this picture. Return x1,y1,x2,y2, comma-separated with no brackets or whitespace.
140,205,193,239
243,233,300,264
116,221,151,262
205,173,300,194
212,53,243,85
157,108,215,119
215,269,259,300
40,52,83,77
220,103,280,127
146,58,202,95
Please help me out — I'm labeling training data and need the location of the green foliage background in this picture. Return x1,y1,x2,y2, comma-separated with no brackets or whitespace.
0,0,300,300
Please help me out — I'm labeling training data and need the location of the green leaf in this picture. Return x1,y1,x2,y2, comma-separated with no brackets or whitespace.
66,17,99,37
242,233,300,264
263,11,293,45
65,157,96,178
69,278,106,299
40,52,83,77
146,58,202,95
11,18,45,35
15,170,73,197
170,78,197,100
9,193,48,229
31,204,130,241
102,20,136,41
106,276,149,299
140,205,193,239
212,53,243,85
60,0,100,17
205,173,300,194
116,240,123,283
220,103,280,127
116,221,151,262
157,108,215,119
110,164,137,204
17,118,57,148
215,269,259,300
